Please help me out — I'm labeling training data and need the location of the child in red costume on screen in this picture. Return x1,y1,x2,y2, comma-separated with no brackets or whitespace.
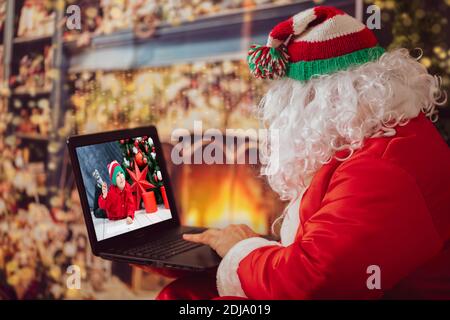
98,160,135,224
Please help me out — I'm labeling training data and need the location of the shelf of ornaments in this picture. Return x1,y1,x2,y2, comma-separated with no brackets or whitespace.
11,119,50,144
64,1,298,44
64,0,356,72
15,132,49,142
13,34,52,45
12,1,302,51
11,87,51,97
8,43,57,99
8,29,54,99
8,84,52,144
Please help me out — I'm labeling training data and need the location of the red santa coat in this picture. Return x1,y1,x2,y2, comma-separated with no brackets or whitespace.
215,113,450,299
98,182,135,220
155,114,450,300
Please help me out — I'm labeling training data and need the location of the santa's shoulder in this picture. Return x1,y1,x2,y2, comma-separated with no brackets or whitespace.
332,113,450,188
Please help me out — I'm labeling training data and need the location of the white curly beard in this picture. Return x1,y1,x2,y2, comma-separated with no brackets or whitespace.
257,49,445,229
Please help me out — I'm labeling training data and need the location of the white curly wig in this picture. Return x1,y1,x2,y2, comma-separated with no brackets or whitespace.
258,49,446,230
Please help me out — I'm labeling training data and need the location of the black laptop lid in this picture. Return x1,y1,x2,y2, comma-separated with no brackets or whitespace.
67,126,180,255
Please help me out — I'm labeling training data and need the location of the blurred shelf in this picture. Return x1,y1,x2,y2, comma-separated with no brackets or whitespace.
66,0,356,72
15,132,49,142
13,34,52,45
11,87,51,97
1,0,62,199
64,2,302,48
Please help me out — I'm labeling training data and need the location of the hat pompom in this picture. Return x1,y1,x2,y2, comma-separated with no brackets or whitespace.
247,44,289,80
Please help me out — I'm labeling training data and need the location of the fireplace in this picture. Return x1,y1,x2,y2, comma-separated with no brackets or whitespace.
161,134,285,234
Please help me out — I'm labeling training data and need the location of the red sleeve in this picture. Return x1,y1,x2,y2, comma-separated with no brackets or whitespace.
98,193,108,211
126,189,135,219
237,158,442,299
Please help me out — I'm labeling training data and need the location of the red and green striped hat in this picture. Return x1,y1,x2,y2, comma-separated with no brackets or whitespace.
107,160,125,186
248,6,385,82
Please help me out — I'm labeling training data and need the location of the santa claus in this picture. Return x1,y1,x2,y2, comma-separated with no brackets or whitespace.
140,5,450,299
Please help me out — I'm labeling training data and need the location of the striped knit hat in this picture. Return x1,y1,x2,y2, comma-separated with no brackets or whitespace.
248,6,385,82
107,160,125,186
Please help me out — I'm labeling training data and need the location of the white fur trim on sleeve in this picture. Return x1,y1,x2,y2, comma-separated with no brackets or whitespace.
216,237,282,298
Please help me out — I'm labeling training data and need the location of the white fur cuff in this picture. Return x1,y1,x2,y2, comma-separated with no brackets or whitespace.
216,237,281,298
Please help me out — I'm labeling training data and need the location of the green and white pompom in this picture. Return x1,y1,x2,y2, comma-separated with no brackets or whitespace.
247,44,289,80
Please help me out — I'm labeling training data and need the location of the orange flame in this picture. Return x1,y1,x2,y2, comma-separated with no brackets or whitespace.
180,164,268,234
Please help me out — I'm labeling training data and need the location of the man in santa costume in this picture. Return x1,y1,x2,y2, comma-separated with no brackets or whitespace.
98,160,135,224
143,6,450,299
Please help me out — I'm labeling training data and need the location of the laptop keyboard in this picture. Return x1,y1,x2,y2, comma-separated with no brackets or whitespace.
124,232,204,260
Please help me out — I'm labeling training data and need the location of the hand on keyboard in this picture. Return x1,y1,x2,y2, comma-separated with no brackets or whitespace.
183,224,259,258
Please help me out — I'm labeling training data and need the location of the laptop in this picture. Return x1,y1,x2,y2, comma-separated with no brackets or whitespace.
67,126,221,271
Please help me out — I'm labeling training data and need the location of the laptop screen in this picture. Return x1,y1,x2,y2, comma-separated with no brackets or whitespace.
75,135,173,241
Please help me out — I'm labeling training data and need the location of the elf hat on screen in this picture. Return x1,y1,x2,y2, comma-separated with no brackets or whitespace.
247,5,385,82
107,160,125,186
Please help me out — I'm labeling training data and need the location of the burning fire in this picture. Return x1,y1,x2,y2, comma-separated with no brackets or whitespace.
180,164,269,234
